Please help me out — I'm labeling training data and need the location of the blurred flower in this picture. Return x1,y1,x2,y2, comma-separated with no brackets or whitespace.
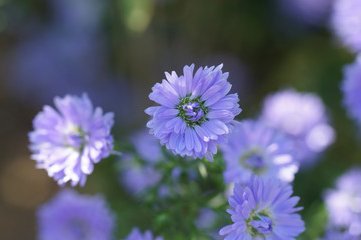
146,64,242,160
29,94,114,186
37,190,115,240
322,228,360,240
260,89,335,165
342,56,361,126
278,0,332,25
195,208,217,230
331,0,361,53
324,168,361,238
119,154,162,197
125,228,163,240
221,120,299,184
130,130,163,163
219,177,304,239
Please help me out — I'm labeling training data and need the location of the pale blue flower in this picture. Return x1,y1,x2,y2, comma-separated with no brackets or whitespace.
125,228,163,240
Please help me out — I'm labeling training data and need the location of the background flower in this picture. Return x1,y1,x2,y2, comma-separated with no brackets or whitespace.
37,190,115,240
29,94,114,186
146,64,242,160
324,168,361,238
260,89,335,165
221,119,299,184
342,56,361,127
331,0,361,53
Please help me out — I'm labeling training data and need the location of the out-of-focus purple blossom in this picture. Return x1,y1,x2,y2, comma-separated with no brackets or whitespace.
278,0,332,25
37,190,115,240
125,228,163,240
130,130,163,163
342,56,361,126
331,0,361,53
29,94,114,186
322,228,360,240
219,177,305,239
146,64,242,160
221,120,299,184
261,89,335,165
119,154,162,197
324,168,361,238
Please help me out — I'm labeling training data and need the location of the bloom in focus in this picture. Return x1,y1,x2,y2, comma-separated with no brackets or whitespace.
342,57,361,126
145,64,242,160
220,177,304,240
29,94,114,186
221,120,299,184
125,228,163,240
324,168,361,238
260,89,335,165
331,0,361,53
37,190,115,240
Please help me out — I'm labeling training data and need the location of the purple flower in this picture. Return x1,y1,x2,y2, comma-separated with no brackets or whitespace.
37,190,115,240
145,64,242,160
278,0,332,25
331,0,361,53
219,177,305,240
125,228,163,240
130,130,163,163
119,154,162,197
221,120,299,184
342,56,361,126
322,229,360,240
29,94,114,186
324,168,361,237
260,89,335,165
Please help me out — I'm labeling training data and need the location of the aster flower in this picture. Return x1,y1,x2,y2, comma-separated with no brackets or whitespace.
220,177,305,240
260,89,335,165
29,94,114,186
331,0,361,53
322,228,360,240
221,120,299,184
342,56,361,126
37,190,115,240
145,64,242,160
324,168,361,238
125,228,163,240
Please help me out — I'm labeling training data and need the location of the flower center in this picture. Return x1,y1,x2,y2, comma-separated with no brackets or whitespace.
240,149,266,174
65,125,87,151
247,211,273,237
177,96,208,127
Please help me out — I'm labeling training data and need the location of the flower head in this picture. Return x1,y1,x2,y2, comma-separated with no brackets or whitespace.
220,177,304,240
260,89,335,165
331,0,361,53
29,94,114,186
145,64,242,160
221,120,299,184
37,190,115,240
324,168,361,237
342,57,361,126
125,228,163,240
322,228,360,240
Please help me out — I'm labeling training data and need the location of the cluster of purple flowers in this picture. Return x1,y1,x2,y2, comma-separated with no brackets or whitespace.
29,63,349,240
